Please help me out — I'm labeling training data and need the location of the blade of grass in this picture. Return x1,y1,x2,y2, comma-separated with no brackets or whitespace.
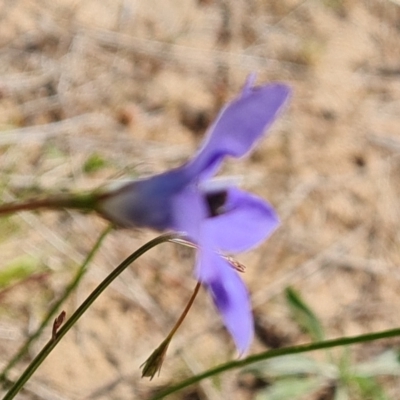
285,286,325,342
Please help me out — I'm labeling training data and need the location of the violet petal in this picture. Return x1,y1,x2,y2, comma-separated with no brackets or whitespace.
99,169,188,231
204,187,279,253
183,83,291,178
170,185,208,241
197,249,254,354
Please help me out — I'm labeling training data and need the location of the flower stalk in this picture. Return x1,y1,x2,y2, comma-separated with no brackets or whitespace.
141,282,201,379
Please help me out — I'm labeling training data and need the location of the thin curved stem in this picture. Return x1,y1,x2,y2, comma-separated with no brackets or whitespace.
2,233,178,400
141,282,201,379
150,327,400,399
168,282,201,339
0,225,112,382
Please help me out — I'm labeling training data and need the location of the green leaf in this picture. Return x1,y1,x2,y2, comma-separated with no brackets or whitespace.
0,255,41,288
256,377,324,400
353,350,400,377
246,354,337,379
83,153,106,174
285,286,325,342
350,376,390,400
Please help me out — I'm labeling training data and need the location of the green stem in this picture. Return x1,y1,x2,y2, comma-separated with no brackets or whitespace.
0,192,99,216
151,327,400,399
0,225,112,383
2,233,178,400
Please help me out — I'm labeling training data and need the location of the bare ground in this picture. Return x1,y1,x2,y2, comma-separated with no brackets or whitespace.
1,0,400,399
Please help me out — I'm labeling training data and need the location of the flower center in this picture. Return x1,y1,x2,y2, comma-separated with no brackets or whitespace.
205,190,227,217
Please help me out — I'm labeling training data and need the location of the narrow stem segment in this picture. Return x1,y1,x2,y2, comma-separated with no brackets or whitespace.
0,193,99,217
141,282,201,379
168,282,201,340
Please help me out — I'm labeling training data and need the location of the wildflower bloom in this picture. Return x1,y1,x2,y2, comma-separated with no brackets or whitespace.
99,76,290,354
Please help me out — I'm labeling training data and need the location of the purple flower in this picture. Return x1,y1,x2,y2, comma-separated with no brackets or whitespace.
99,76,290,354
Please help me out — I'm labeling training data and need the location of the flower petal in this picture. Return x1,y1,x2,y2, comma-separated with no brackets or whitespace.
197,249,254,354
204,187,279,253
98,169,188,230
170,185,208,241
183,82,291,178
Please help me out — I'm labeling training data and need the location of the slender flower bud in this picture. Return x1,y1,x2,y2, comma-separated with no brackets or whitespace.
141,282,201,379
141,337,171,380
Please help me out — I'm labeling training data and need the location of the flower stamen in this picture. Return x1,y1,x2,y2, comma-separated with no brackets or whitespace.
224,256,246,273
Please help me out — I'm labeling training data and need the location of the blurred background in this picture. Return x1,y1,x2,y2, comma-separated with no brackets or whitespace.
1,0,400,399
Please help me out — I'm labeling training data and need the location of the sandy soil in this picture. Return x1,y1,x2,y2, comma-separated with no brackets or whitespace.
1,0,400,399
